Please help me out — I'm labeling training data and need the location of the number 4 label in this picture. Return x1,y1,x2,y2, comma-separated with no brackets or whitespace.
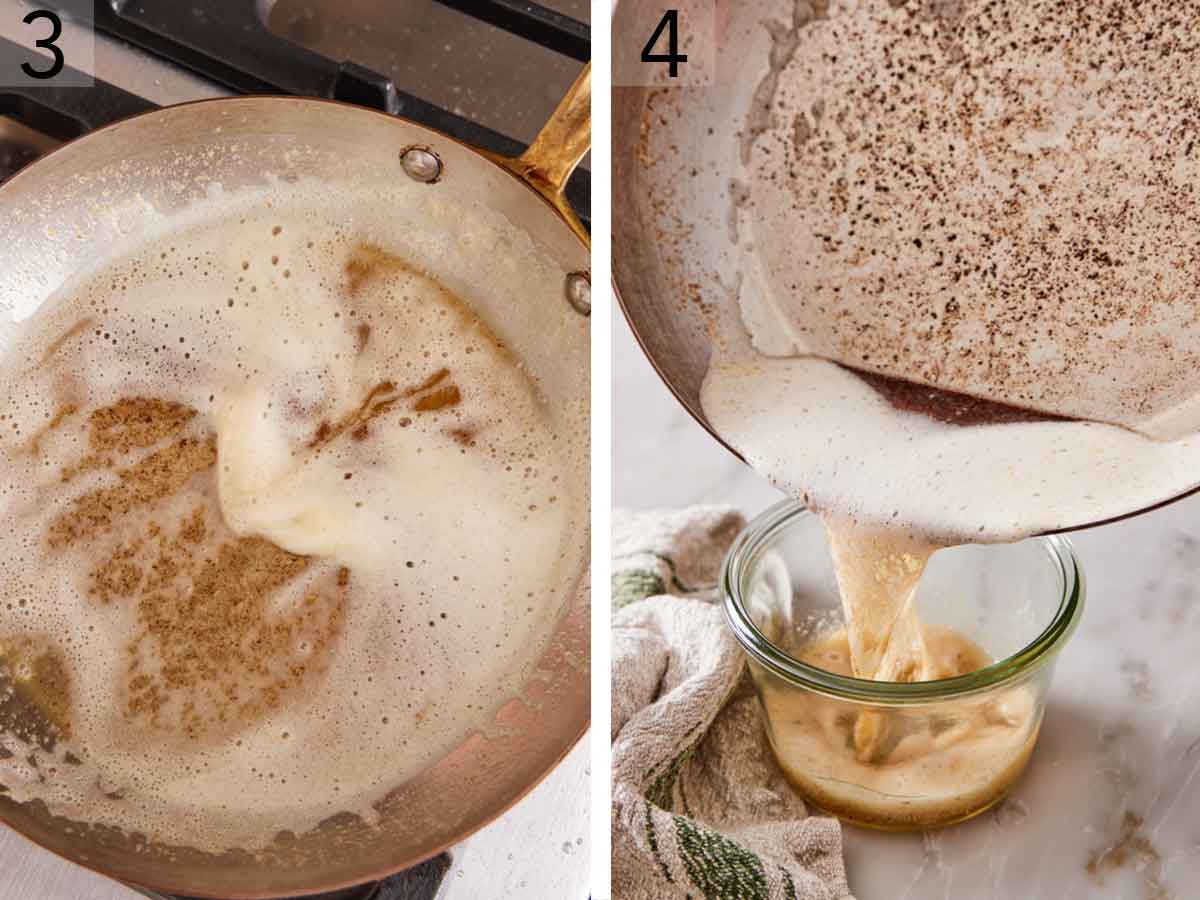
614,2,713,88
641,10,688,78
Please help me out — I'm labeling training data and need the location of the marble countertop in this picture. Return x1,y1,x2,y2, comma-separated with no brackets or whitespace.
614,305,1200,900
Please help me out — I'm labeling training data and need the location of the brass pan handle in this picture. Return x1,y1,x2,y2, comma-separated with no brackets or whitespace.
495,63,591,244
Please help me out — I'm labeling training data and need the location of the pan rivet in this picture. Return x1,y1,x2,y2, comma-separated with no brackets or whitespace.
400,147,442,183
565,272,591,316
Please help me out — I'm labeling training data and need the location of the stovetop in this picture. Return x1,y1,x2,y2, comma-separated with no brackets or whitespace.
0,3,589,899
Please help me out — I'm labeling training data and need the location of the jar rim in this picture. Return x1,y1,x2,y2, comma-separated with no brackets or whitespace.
721,500,1085,704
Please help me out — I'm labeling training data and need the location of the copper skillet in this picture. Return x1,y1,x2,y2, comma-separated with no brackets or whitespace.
0,67,590,898
611,0,1200,536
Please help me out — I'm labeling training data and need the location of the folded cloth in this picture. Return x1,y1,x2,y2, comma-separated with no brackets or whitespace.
612,506,853,900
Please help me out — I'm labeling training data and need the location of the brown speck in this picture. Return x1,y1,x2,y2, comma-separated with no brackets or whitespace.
343,243,418,296
448,426,476,446
39,318,96,365
402,368,449,397
308,382,400,449
27,403,79,457
412,385,461,413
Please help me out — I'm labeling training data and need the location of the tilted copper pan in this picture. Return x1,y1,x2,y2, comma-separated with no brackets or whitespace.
612,0,1200,535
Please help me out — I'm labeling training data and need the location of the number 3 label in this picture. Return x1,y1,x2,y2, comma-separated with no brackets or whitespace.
21,9,65,80
1,5,90,87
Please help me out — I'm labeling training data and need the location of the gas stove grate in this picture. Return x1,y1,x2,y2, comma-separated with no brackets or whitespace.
2,1,589,218
88,0,589,219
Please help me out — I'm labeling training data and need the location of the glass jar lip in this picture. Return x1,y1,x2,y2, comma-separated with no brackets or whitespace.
721,500,1085,705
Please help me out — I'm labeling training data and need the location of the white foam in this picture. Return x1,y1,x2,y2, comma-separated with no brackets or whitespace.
703,355,1200,542
0,179,587,851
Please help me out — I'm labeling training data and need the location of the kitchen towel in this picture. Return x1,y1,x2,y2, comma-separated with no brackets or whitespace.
611,506,854,900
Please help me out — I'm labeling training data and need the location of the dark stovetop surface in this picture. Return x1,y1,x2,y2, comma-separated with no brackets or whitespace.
1,0,589,217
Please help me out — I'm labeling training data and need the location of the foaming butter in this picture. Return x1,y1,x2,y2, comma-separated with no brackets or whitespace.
764,623,1039,829
0,182,587,851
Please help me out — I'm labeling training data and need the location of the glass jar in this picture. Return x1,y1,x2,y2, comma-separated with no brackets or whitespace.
722,501,1084,830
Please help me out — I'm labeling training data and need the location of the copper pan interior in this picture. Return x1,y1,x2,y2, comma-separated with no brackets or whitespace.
612,0,795,462
611,0,1200,535
0,96,589,899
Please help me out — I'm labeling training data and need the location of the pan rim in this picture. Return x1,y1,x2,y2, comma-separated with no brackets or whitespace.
1,724,590,899
0,94,591,252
